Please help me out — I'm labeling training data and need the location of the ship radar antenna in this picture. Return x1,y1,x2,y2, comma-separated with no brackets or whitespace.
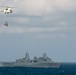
43,53,47,59
25,52,30,60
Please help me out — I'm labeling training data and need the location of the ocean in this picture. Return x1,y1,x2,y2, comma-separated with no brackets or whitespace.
0,63,76,75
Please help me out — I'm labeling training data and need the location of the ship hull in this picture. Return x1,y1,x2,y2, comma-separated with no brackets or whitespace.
0,63,76,75
0,62,60,68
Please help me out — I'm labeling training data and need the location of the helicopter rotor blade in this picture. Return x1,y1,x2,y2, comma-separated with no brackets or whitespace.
0,6,16,8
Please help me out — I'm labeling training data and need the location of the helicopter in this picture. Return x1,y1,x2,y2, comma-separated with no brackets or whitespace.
0,6,13,14
4,21,8,26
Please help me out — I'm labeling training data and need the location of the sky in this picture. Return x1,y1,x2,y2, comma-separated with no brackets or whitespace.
0,0,76,62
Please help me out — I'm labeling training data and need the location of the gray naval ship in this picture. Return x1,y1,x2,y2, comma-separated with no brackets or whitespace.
0,53,60,68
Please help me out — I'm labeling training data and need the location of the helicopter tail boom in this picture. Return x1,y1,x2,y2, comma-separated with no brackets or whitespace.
0,10,4,12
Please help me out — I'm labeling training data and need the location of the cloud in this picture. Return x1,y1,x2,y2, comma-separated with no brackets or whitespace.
0,26,66,34
0,26,24,34
0,26,76,39
13,0,54,16
12,0,76,16
0,26,71,34
0,0,76,35
53,0,76,11
34,33,66,39
11,17,29,24
0,0,76,16
59,21,68,26
0,26,68,39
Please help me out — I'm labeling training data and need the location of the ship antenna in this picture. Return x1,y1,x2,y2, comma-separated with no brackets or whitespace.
25,52,30,60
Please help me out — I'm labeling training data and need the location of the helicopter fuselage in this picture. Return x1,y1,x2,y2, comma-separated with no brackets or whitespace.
4,8,13,14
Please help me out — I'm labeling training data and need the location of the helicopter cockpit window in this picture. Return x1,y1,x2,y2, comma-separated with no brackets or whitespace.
6,8,8,10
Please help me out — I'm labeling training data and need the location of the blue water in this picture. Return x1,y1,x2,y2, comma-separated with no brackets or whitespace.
0,63,76,75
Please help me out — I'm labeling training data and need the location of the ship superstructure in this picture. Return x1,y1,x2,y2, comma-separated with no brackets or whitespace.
0,53,60,68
